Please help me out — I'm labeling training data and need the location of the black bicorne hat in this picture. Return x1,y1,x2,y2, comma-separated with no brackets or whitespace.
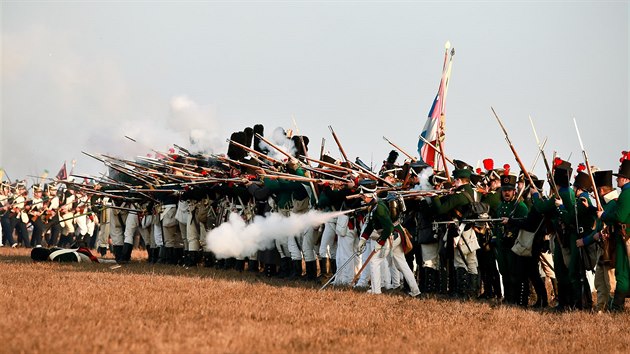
593,170,613,189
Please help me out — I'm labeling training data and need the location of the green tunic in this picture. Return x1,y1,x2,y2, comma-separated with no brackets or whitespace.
361,199,395,244
602,183,630,293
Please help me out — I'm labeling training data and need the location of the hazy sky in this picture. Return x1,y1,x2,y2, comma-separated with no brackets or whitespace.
1,1,628,181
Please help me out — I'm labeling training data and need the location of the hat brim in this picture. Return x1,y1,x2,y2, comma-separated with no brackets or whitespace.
612,173,629,179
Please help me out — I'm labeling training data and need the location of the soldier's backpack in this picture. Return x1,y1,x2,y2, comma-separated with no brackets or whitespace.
461,191,490,221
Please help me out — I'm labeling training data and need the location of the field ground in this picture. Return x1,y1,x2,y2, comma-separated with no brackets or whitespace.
1,247,629,354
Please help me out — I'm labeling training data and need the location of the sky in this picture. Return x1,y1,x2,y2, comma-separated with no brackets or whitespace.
1,1,628,183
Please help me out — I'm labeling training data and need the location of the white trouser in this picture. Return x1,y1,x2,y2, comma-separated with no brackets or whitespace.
187,216,205,252
97,221,110,248
390,235,420,295
454,245,478,274
178,221,188,251
334,228,359,285
301,226,317,262
123,213,139,244
369,239,391,294
421,243,440,270
75,214,88,235
61,212,75,235
319,219,337,259
153,220,164,247
355,237,373,288
288,233,303,260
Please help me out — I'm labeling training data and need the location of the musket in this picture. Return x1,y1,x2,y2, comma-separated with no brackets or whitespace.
253,133,294,162
383,136,417,162
490,107,536,188
319,138,326,161
433,218,509,225
290,115,319,203
260,174,338,185
529,116,560,199
417,135,455,166
328,126,351,165
349,160,394,187
101,154,186,183
137,156,227,177
299,165,351,182
227,138,284,165
352,249,376,287
218,156,271,175
95,203,144,213
180,177,247,186
106,160,163,185
319,251,361,291
573,118,602,211
300,156,357,174
83,151,157,187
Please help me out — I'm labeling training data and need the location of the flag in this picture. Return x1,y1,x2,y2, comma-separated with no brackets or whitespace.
55,162,67,180
418,42,455,169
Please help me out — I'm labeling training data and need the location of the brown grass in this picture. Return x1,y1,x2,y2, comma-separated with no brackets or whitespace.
1,247,629,354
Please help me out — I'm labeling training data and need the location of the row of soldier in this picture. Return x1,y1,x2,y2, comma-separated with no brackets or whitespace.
1,129,628,312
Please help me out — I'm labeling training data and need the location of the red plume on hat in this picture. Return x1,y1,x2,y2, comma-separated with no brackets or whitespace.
503,164,510,176
621,151,630,163
577,163,586,173
483,158,494,171
476,167,482,174
553,157,563,168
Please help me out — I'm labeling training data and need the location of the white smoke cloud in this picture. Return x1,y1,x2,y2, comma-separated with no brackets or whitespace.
411,166,434,191
205,210,346,258
1,26,226,179
258,126,297,161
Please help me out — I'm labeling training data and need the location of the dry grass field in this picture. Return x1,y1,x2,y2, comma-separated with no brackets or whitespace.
1,247,629,354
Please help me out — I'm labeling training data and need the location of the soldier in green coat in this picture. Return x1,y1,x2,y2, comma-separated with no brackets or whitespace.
495,173,528,304
431,161,479,299
599,158,630,311
531,159,577,311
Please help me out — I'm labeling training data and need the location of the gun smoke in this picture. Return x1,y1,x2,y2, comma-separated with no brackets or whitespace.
205,210,347,259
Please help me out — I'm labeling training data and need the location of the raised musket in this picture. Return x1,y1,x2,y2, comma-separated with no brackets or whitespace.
490,107,536,188
328,125,350,165
529,116,560,199
227,138,284,165
573,118,602,211
383,136,417,162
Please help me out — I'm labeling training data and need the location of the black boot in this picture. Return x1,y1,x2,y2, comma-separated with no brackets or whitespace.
305,261,318,281
121,242,133,263
157,247,168,264
98,246,108,257
203,252,216,268
319,258,328,277
468,273,480,300
277,257,291,278
173,248,184,265
264,264,276,277
455,267,468,299
164,247,175,265
330,259,337,275
234,259,245,272
611,291,626,312
151,247,160,264
146,246,152,263
113,245,124,264
439,267,449,295
517,281,529,308
248,260,259,273
182,251,195,267
288,260,303,280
